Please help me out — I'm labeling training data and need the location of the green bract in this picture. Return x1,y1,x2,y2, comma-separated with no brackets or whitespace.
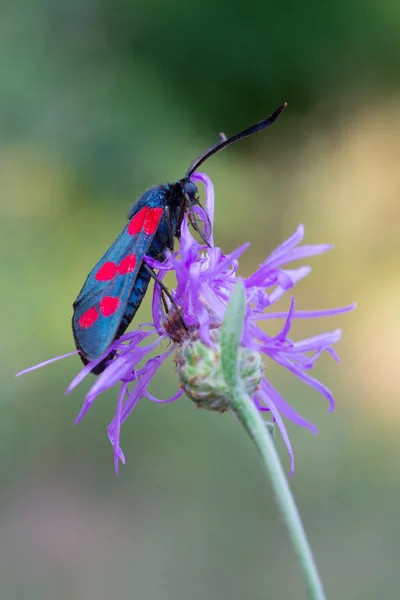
176,329,263,411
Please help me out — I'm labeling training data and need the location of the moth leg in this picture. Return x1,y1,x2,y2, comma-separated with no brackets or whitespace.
143,263,174,305
165,205,175,251
188,203,212,248
176,194,187,241
176,191,212,246
143,264,188,332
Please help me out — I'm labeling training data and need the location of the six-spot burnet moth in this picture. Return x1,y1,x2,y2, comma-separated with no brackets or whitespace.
72,103,287,374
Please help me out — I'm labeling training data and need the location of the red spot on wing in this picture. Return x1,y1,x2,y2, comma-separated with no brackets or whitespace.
128,207,148,236
95,261,118,281
119,254,137,274
127,206,163,236
144,207,163,235
79,307,99,328
100,296,120,317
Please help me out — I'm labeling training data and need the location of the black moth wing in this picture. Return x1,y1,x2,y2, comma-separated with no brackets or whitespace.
72,204,165,362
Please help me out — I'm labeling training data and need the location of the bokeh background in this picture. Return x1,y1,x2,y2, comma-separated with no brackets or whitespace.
3,1,400,598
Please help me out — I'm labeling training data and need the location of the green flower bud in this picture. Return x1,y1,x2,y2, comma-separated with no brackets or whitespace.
175,329,263,412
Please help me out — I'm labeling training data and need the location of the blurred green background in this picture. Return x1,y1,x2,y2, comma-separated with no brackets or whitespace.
3,0,400,598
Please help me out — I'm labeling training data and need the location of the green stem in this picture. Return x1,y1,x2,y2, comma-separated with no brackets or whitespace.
230,386,327,600
220,281,326,599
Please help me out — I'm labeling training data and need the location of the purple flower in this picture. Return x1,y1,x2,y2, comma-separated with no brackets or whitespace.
17,172,355,474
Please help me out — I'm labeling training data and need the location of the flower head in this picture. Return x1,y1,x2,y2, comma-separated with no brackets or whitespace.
18,172,355,474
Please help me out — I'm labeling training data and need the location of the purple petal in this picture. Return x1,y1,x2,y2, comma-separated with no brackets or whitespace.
255,303,357,320
301,346,341,368
65,334,140,394
144,387,183,403
86,336,163,400
288,329,342,352
205,243,250,280
267,268,312,304
261,378,318,435
67,362,102,395
246,266,311,293
112,382,127,474
143,255,172,270
66,330,156,395
273,354,336,412
253,395,270,412
191,172,215,246
109,357,162,434
277,296,295,340
150,268,168,331
256,390,295,476
16,351,78,376
73,335,164,423
268,224,305,260
265,244,333,271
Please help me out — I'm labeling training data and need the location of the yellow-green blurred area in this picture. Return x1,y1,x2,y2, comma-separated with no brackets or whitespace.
2,0,400,598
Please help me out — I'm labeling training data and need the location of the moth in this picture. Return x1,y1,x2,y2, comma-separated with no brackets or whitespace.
72,104,286,373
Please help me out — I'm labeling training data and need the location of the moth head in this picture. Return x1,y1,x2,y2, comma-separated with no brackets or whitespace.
182,180,198,203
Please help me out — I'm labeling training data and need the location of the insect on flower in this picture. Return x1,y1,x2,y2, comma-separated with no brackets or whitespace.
72,104,287,373
17,170,355,474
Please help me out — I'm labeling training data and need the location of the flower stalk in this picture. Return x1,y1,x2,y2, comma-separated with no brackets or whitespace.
221,281,326,600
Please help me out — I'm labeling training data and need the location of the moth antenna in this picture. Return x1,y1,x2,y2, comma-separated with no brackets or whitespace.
186,103,287,177
185,132,229,180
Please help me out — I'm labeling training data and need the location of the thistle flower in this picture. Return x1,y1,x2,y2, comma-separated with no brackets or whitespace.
18,172,354,474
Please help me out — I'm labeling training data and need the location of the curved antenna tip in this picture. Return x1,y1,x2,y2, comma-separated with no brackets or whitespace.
187,102,288,177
